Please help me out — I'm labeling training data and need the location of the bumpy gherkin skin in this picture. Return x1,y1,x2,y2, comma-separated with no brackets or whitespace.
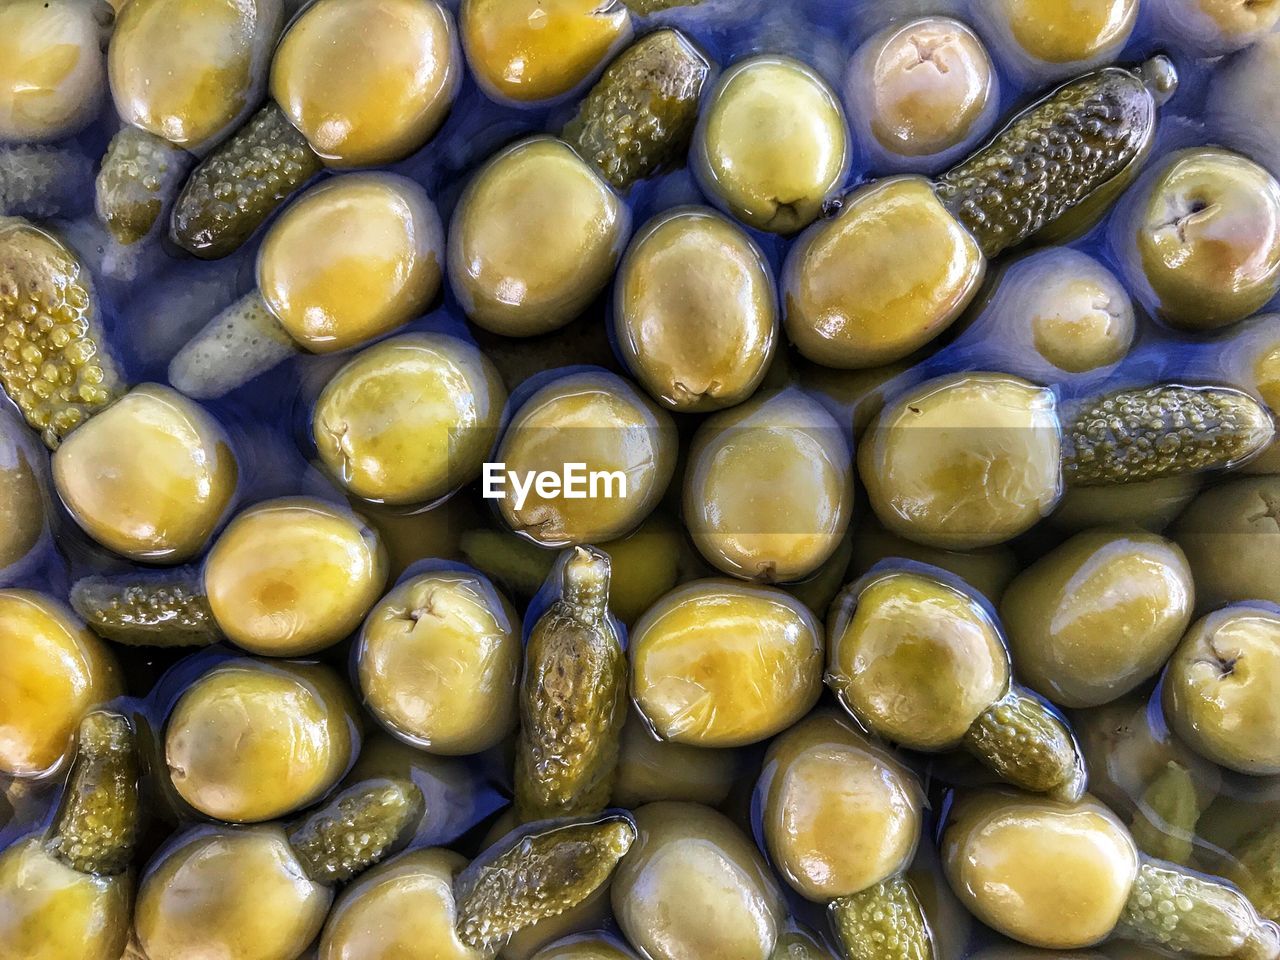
170,102,322,260
70,568,219,647
829,877,934,960
286,778,422,885
1232,823,1280,923
561,29,710,191
963,686,1087,802
935,58,1174,259
453,813,637,954
96,128,193,246
0,219,125,449
515,547,627,823
1130,761,1200,866
1062,384,1275,487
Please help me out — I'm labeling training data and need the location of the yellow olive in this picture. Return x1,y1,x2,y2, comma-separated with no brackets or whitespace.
693,54,850,234
978,0,1138,73
356,569,520,755
612,802,787,960
165,658,358,822
827,569,1009,751
1163,604,1280,775
204,497,388,656
614,206,778,413
1171,475,1280,611
859,373,1062,549
850,525,1019,604
782,177,985,368
595,512,684,627
318,848,481,960
1223,313,1280,474
314,333,506,506
1152,0,1280,55
0,590,120,779
494,370,677,546
53,384,238,563
271,0,461,166
941,791,1139,950
110,0,282,152
448,137,630,337
1051,475,1202,535
684,388,853,583
532,935,638,960
759,711,922,902
630,579,823,748
0,411,44,570
1001,530,1194,709
612,705,742,808
459,0,631,105
258,173,444,353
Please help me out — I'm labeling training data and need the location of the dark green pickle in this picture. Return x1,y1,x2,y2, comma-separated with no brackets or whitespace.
70,568,219,647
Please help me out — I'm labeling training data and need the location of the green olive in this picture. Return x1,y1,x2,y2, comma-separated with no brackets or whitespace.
1000,530,1194,708
532,934,639,960
614,206,778,413
630,579,823,747
612,802,787,960
0,410,44,570
1151,0,1280,55
977,0,1138,75
1050,474,1202,535
611,705,742,808
684,388,853,583
850,525,1019,604
1171,475,1280,611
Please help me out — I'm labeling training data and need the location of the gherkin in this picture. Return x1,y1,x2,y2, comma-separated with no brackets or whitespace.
96,128,193,247
964,687,1086,802
829,877,934,960
70,568,220,647
1231,822,1280,923
286,778,423,885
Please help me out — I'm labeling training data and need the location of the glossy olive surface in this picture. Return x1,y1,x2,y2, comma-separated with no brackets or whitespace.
1172,475,1280,611
978,0,1138,75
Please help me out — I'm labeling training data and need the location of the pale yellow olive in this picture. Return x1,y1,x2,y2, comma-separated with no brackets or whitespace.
449,137,630,337
942,791,1140,950
1152,0,1280,55
612,705,742,808
0,590,121,779
0,411,44,570
258,173,444,353
612,802,787,960
629,579,823,748
1050,474,1202,535
271,0,461,166
53,384,238,563
204,497,388,656
1172,475,1280,611
978,0,1138,74
1219,313,1280,474
850,525,1019,604
614,207,778,413
531,935,638,960
859,373,1062,550
783,177,985,368
165,658,358,823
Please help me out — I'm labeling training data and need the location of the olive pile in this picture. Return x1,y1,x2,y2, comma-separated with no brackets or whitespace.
5,0,1280,958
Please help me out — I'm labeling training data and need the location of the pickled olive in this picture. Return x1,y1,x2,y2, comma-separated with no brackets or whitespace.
976,0,1138,77
532,934,639,960
858,373,1062,550
1000,530,1195,708
692,55,848,233
314,334,507,506
941,790,1280,957
0,219,125,449
1151,0,1280,55
826,569,1085,800
563,29,711,192
1172,475,1280,610
494,371,676,547
0,410,44,570
454,812,638,955
612,801,787,960
684,388,853,582
357,568,520,756
203,497,388,656
1209,34,1280,178
613,207,778,413
460,0,631,105
1051,475,1202,535
850,526,1019,604
611,705,742,808
448,138,630,338
0,590,121,779
516,547,626,821
70,567,220,647
164,658,358,823
629,579,823,747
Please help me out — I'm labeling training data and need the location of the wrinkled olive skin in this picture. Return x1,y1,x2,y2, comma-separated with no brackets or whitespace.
0,411,44,570
612,705,741,808
859,373,1062,550
165,658,358,823
314,334,506,506
614,207,778,413
759,711,922,902
1172,475,1280,611
258,173,444,354
0,590,121,779
978,0,1138,75
204,497,388,656
1152,0,1280,55
1163,604,1280,775
271,0,461,166
1000,530,1195,709
850,526,1018,604
318,848,481,960
1051,474,1201,535
532,934,639,960
826,569,1009,751
460,0,631,105
449,137,630,337
942,791,1140,950
495,370,677,547
612,802,787,960
782,177,985,369
357,569,520,756
629,579,823,748
684,389,853,583
135,825,332,960
53,385,238,563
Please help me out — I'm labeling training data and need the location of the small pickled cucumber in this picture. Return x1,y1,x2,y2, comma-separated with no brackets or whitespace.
561,29,710,191
286,779,423,885
96,128,193,246
1232,822,1280,922
1062,385,1275,487
829,877,934,960
1129,761,1200,866
70,569,219,647
963,688,1086,802
167,291,296,400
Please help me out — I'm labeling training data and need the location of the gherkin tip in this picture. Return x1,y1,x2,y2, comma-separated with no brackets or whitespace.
1139,55,1178,105
559,545,612,623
